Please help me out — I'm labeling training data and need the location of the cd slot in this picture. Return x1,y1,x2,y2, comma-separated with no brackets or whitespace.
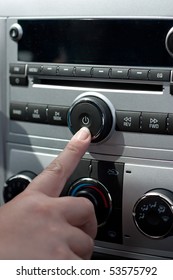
33,77,163,92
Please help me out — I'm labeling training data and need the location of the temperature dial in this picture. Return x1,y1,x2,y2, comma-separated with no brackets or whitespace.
68,178,112,226
67,92,115,143
133,189,173,239
3,171,37,203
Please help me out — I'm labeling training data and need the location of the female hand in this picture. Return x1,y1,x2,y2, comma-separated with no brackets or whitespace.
0,127,97,259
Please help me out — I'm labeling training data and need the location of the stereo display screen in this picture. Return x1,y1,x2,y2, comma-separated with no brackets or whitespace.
18,19,173,67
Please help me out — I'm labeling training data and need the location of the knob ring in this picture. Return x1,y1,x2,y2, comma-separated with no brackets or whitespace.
68,177,112,227
9,23,23,41
165,27,173,57
67,92,116,144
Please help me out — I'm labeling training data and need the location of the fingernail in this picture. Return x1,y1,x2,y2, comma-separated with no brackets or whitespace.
74,127,91,141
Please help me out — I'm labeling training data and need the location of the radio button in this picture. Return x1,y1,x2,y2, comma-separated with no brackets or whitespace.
10,76,28,86
116,111,141,132
10,64,26,75
75,66,92,77
148,70,170,81
129,69,148,80
10,103,27,121
27,65,42,75
48,106,68,126
27,104,47,123
92,67,110,78
42,66,57,75
110,68,129,79
141,112,167,134
58,66,74,76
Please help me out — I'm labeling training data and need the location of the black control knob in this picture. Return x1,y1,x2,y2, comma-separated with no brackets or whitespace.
3,171,37,203
67,93,115,143
133,189,173,239
68,178,112,226
9,23,23,41
166,27,173,57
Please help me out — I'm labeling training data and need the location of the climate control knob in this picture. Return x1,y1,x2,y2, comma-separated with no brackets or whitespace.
68,178,112,226
133,189,173,239
67,92,115,143
3,171,36,203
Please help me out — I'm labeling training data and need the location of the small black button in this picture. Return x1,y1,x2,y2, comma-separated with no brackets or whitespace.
27,104,47,123
42,66,57,75
75,66,92,77
70,102,102,135
148,70,170,82
10,103,27,121
116,111,141,132
92,68,110,78
27,65,42,75
10,64,26,75
110,68,129,79
48,106,69,126
58,66,74,76
10,76,28,86
129,69,148,80
141,112,167,134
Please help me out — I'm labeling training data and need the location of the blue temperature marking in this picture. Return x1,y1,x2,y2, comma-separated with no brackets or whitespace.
70,183,91,196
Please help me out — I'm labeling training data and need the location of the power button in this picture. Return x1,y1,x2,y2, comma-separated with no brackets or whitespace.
81,115,90,126
67,93,115,143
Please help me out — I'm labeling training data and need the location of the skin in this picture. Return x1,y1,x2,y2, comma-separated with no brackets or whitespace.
0,127,97,260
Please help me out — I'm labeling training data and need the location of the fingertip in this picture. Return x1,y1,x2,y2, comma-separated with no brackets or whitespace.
72,127,91,141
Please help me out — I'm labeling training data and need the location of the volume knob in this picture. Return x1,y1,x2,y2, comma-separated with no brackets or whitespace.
67,92,115,143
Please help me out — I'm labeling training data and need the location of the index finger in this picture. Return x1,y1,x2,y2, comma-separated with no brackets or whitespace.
28,127,91,197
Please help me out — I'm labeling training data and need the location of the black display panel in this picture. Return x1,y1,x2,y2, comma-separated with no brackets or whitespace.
18,19,173,67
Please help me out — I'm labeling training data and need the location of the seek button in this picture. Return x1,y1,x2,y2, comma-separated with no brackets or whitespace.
116,111,141,132
141,112,167,134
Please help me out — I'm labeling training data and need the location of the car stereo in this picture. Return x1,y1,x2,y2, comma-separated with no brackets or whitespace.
0,18,5,204
3,17,173,259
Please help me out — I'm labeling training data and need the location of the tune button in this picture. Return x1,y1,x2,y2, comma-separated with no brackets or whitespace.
9,23,23,41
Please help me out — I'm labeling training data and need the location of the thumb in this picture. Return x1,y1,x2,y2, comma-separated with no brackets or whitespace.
28,127,91,197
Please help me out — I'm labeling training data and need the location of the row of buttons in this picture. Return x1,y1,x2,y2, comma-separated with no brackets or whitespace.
10,103,69,125
10,63,171,82
116,111,173,134
10,102,173,135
